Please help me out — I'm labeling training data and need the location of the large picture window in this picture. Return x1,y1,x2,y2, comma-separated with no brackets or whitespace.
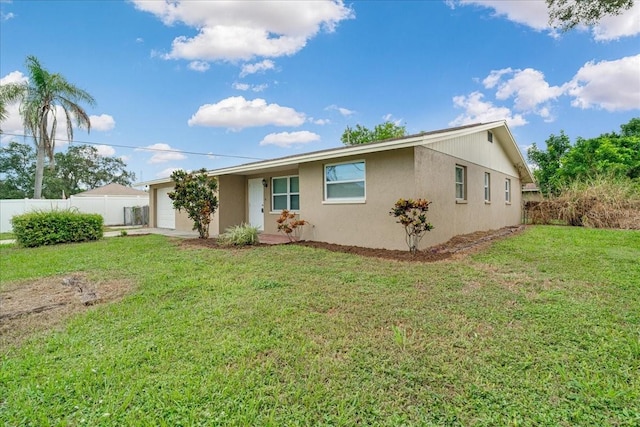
455,165,466,200
272,176,299,211
324,160,366,201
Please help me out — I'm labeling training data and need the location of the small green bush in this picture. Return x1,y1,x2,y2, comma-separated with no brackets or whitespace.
11,210,104,247
217,223,259,246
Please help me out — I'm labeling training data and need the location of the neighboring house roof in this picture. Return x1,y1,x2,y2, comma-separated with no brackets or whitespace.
139,121,534,186
74,183,148,197
522,183,540,192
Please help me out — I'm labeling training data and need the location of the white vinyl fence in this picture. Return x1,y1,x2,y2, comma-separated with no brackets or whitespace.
0,195,149,233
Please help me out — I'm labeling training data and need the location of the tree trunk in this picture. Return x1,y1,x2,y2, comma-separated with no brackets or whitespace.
33,143,45,199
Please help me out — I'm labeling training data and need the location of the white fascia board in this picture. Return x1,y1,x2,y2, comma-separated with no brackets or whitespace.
207,123,495,177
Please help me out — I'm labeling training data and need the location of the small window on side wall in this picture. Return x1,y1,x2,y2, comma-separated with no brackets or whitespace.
455,165,466,201
505,178,511,203
324,160,366,202
488,130,493,143
484,172,491,202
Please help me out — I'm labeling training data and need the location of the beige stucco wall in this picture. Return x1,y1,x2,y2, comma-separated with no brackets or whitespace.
414,147,522,248
293,145,522,251
213,175,246,235
298,149,416,250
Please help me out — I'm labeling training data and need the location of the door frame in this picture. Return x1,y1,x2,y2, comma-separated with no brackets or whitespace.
248,178,264,231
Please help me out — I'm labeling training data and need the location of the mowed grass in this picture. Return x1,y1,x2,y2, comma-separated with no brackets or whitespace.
1,226,639,426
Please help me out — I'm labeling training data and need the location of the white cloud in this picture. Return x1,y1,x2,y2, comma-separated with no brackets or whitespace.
188,96,306,130
259,131,320,148
482,68,513,89
325,104,355,116
136,143,187,164
188,60,210,72
89,114,116,131
458,0,551,31
156,167,182,178
251,84,268,92
310,118,330,125
490,68,564,113
382,113,403,126
136,37,144,43
233,82,250,91
0,70,27,85
95,144,116,157
131,1,354,62
1,12,15,21
450,91,527,128
457,0,639,40
240,59,275,77
566,54,640,112
592,3,640,40
233,82,269,92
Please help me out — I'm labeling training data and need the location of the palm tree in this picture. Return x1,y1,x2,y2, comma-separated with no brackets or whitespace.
19,56,95,198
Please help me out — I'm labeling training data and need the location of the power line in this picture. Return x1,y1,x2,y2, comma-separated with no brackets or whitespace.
0,132,266,161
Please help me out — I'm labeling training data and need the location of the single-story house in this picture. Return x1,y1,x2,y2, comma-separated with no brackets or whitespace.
141,121,534,251
73,182,148,197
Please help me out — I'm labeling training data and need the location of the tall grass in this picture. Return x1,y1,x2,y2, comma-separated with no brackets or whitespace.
526,176,640,228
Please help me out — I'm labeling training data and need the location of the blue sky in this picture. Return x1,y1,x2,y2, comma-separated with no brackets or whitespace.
1,0,638,184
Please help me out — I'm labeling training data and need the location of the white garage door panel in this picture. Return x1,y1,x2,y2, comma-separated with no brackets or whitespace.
156,187,175,229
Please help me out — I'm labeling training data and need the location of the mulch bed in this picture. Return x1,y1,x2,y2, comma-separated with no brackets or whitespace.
180,226,526,262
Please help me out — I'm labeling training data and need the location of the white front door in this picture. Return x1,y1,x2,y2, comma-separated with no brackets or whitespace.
248,178,264,231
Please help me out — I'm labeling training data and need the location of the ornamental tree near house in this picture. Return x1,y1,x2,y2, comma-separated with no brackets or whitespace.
276,209,307,242
169,168,218,239
389,198,434,254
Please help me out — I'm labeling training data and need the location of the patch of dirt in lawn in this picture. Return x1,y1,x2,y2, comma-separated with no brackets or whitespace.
0,274,135,349
181,225,525,262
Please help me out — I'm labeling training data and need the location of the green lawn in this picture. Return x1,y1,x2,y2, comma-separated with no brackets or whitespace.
0,232,15,240
1,226,639,426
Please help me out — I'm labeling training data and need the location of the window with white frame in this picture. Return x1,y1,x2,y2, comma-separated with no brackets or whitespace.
324,160,366,201
455,165,466,200
484,172,491,202
505,178,511,203
272,176,299,211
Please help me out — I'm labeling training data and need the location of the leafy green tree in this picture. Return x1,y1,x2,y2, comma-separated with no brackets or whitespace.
341,121,406,145
528,118,640,196
547,0,634,31
560,133,640,183
527,131,572,196
18,56,96,199
53,145,135,195
0,141,35,198
169,169,218,239
0,142,135,199
620,117,640,137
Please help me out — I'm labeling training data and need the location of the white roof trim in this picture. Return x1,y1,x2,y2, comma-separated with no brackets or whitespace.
139,121,534,186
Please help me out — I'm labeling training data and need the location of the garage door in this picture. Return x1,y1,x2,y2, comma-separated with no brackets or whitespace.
156,187,175,229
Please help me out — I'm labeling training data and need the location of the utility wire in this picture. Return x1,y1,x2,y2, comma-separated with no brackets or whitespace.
0,132,266,161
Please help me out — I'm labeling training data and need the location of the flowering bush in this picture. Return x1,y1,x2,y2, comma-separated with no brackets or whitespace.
389,198,434,253
276,210,307,242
